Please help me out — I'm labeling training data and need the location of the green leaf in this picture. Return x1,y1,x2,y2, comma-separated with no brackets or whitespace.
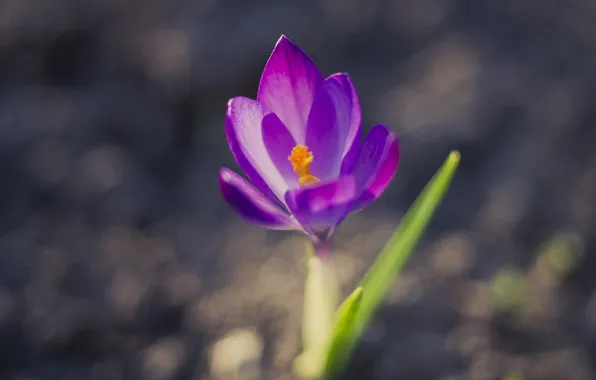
323,287,363,379
357,151,460,331
324,151,460,376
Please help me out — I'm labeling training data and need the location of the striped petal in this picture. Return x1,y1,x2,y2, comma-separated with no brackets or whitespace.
284,176,357,231
219,168,299,230
349,125,399,212
325,73,362,174
257,35,324,143
225,97,288,203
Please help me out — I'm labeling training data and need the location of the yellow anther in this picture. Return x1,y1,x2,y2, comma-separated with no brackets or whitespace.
288,144,320,186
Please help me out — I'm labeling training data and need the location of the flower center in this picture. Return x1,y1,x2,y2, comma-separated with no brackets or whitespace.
288,144,320,186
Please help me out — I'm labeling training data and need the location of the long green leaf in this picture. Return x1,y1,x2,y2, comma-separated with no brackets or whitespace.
323,287,363,379
324,151,460,376
357,150,460,331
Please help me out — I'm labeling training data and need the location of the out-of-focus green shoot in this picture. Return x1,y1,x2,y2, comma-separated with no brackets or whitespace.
503,372,525,380
294,151,460,379
535,232,584,280
490,267,527,312
490,232,584,314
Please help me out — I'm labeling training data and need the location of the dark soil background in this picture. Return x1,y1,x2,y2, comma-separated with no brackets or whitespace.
1,0,596,379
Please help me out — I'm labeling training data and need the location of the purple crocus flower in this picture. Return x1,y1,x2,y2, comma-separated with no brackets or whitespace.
219,35,399,243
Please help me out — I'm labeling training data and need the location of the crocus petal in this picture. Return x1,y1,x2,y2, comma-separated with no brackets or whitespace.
284,176,357,231
305,84,341,181
262,113,299,188
226,97,288,203
325,73,362,174
350,125,400,212
219,168,300,230
257,35,324,143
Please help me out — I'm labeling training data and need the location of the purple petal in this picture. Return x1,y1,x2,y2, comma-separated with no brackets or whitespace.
284,176,357,230
219,168,300,230
226,97,289,203
325,73,362,174
350,125,400,212
305,84,342,181
257,35,324,143
262,113,299,188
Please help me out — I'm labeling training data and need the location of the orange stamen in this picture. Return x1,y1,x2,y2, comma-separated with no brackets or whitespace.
288,144,320,186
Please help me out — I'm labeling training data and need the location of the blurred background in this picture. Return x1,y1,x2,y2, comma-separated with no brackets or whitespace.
1,0,596,379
